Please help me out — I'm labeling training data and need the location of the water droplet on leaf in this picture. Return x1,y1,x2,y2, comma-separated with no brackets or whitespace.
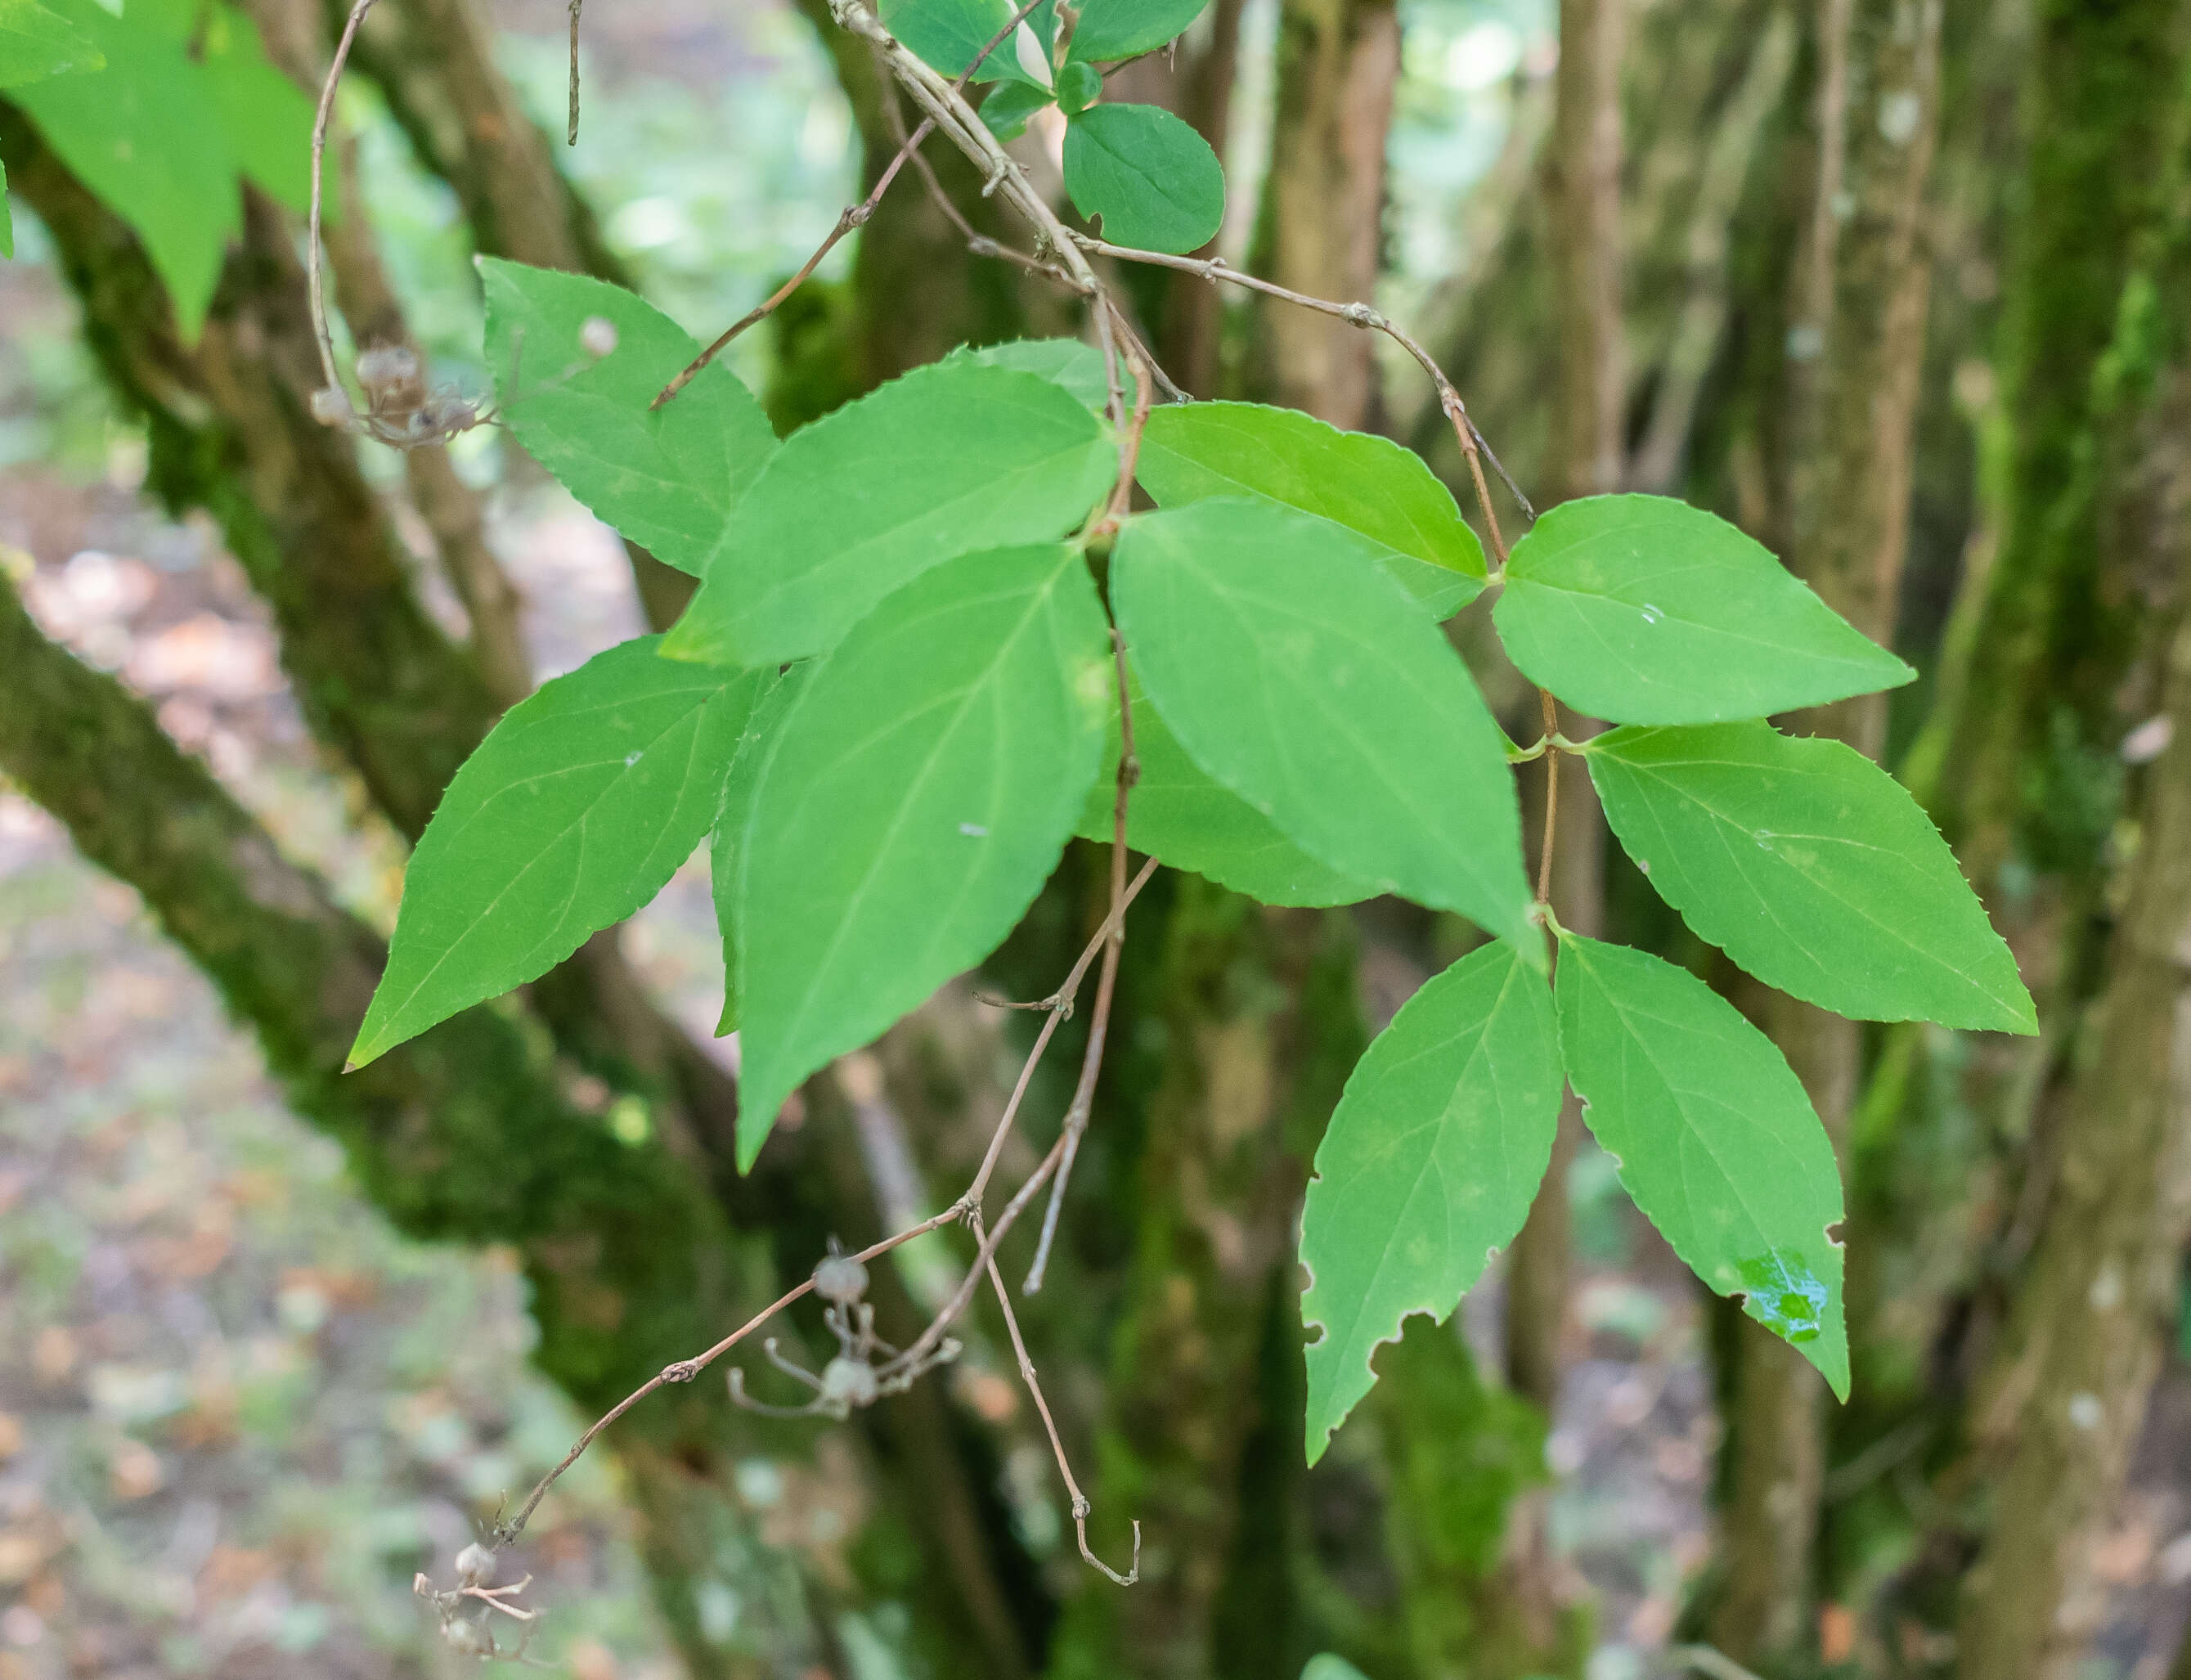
1735,1251,1827,1342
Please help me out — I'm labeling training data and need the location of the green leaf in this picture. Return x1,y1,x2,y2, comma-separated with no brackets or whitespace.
1075,657,1377,905
663,361,1116,668
734,544,1111,1168
1495,494,1915,724
882,0,1052,84
1554,932,1849,1396
1300,941,1562,1462
1302,1660,1372,1680
950,335,1110,412
1054,56,1100,113
1111,499,1538,958
1585,721,2035,1032
1062,101,1223,254
195,7,312,212
1136,401,1485,618
880,0,1010,73
481,258,779,575
350,638,764,1066
1066,0,1206,61
0,0,103,87
13,17,237,338
709,665,808,1037
979,75,1055,139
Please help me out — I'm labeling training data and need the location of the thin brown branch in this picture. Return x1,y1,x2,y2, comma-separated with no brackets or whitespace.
565,0,582,145
1068,234,1533,527
497,847,1160,1549
979,1223,1139,1583
830,0,1112,349
652,0,1049,409
1536,689,1561,904
307,0,380,400
1105,302,1189,405
1024,368,1150,1295
963,854,1161,1209
878,101,1183,407
883,1125,1071,1380
496,1202,961,1545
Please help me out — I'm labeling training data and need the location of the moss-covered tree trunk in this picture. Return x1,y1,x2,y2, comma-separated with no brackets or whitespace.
1955,556,2191,1679
1948,59,2191,1675
0,579,841,1673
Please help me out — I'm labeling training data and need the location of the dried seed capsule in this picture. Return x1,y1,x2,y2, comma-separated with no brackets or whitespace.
812,1249,869,1305
819,1355,878,1409
442,1617,494,1656
454,1542,496,1586
309,387,355,427
355,344,420,389
422,394,481,438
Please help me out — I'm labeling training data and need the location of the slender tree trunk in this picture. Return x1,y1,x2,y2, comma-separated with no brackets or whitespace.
1248,0,1400,427
252,0,532,704
1499,2,1621,1651
1544,0,1626,505
1505,0,1625,1408
1955,509,2191,1680
1627,7,1798,492
1950,106,2191,1680
1710,1,1945,1664
1159,0,1250,396
0,108,743,1157
1928,0,2191,894
4,97,1058,1670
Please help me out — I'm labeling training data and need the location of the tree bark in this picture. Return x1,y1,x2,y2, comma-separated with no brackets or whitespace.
1627,7,1797,493
1247,0,1400,427
1949,98,2191,1680
1927,0,2191,893
1955,500,2191,1680
1158,0,1250,396
2,111,501,841
1498,6,1621,1649
1503,0,1625,1413
1544,0,1626,505
1710,0,1946,1664
1414,0,1771,504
